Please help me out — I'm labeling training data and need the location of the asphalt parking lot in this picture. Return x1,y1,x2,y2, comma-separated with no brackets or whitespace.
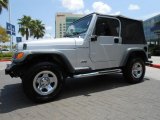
0,61,160,120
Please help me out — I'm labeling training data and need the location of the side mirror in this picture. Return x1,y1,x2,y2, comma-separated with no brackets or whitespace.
91,35,97,42
114,38,119,43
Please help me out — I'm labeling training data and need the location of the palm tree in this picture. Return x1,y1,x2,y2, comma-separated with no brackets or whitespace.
18,15,45,40
0,0,8,14
18,15,32,40
30,20,45,39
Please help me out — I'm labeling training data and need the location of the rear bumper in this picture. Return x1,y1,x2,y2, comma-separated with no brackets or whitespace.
5,63,22,77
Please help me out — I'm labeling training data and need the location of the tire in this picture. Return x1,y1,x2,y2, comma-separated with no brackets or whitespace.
123,58,145,84
22,62,64,103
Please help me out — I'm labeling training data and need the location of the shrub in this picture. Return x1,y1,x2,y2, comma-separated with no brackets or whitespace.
0,52,13,60
2,52,13,57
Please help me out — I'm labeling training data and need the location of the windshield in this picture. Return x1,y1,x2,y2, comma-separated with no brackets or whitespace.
65,15,92,37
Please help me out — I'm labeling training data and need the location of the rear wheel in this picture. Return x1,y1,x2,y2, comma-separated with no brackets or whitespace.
123,58,145,84
22,62,64,103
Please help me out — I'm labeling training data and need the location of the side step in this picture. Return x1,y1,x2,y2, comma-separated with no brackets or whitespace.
73,69,122,78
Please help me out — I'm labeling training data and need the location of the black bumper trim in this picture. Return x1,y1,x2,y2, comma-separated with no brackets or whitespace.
5,63,21,77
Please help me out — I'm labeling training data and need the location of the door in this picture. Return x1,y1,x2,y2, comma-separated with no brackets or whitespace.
89,16,122,67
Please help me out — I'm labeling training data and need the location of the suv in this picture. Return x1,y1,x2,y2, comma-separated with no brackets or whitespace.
5,13,150,102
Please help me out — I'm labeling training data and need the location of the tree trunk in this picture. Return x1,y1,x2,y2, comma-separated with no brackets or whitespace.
26,28,29,40
26,34,28,40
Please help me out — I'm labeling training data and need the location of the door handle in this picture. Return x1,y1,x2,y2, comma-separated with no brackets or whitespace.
114,38,119,43
91,35,97,42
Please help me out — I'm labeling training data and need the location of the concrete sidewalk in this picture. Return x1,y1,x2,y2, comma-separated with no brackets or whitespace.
150,56,160,64
0,62,10,70
1,68,160,120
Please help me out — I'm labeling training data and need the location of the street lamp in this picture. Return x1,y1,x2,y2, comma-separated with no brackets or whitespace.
8,0,13,51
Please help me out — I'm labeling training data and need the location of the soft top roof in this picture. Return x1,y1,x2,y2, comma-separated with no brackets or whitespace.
88,13,146,44
90,12,143,22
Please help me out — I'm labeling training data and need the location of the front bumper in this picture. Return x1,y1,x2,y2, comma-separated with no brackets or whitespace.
5,63,22,77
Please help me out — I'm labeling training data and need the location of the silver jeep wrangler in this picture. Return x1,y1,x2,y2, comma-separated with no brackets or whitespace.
5,13,150,102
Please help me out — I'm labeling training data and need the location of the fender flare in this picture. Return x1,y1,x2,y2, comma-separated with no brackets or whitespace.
13,51,75,74
120,48,148,67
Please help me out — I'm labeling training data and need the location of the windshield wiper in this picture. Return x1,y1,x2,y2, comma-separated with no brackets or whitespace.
72,32,79,35
64,33,72,37
73,31,86,36
64,31,86,37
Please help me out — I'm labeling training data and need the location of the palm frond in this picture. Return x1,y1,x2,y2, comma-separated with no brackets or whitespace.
0,0,8,14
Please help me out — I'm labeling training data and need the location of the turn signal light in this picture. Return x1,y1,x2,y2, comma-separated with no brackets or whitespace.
16,52,24,59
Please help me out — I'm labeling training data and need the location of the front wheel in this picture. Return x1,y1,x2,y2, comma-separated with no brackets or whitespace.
22,62,64,103
123,58,146,84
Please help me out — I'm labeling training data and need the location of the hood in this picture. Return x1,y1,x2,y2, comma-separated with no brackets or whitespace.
17,38,83,51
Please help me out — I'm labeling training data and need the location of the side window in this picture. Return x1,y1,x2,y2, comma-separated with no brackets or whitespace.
95,17,120,37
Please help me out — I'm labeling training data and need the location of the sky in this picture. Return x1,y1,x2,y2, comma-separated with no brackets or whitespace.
0,0,160,43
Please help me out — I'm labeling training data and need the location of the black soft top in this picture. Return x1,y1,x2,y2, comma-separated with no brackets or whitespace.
117,16,146,44
91,13,146,44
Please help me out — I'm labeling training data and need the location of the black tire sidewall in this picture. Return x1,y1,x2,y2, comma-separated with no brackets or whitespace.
123,58,145,83
22,62,64,102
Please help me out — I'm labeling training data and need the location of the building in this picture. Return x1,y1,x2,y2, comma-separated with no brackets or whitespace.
143,14,160,44
55,13,84,38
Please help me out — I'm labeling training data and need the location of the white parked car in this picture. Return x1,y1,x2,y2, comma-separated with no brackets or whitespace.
1,48,10,53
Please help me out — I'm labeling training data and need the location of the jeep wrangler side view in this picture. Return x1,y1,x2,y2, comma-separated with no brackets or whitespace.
5,13,151,102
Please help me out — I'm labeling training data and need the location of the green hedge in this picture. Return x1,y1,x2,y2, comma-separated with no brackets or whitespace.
0,52,13,60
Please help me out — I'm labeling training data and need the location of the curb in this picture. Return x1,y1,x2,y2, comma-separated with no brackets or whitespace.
148,64,160,69
0,60,11,62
